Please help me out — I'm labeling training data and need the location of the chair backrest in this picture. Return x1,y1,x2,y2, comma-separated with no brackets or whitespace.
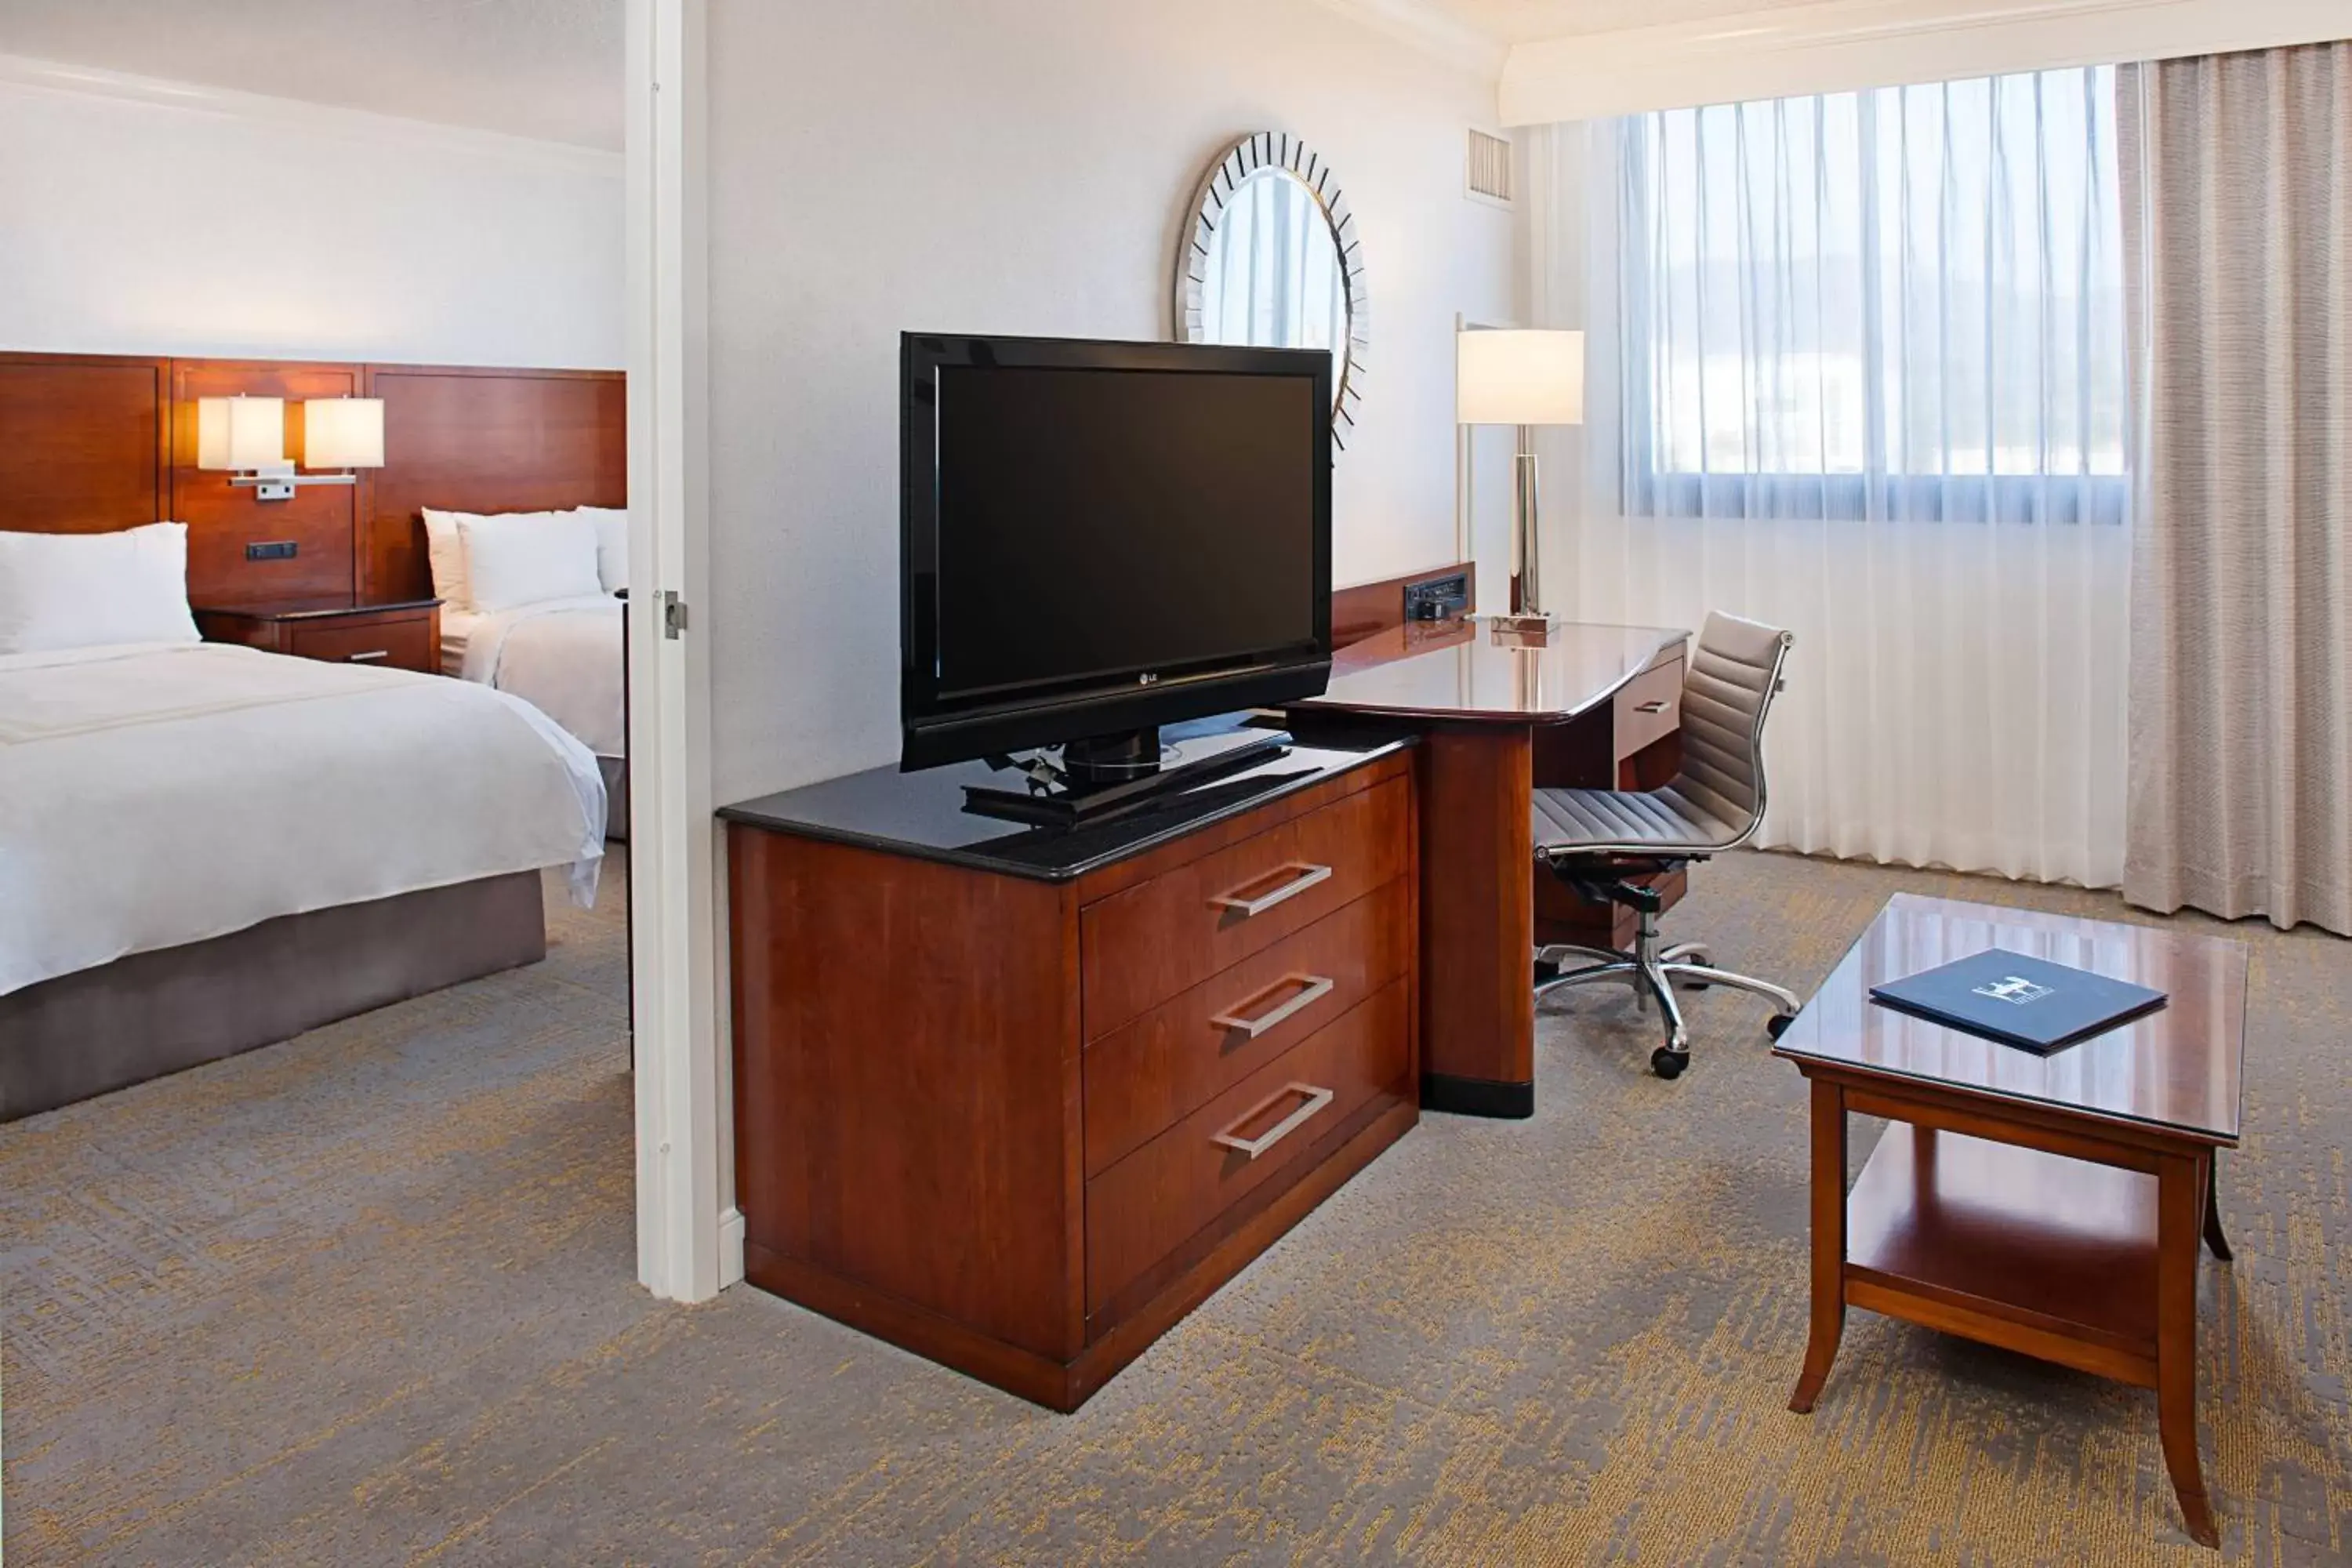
1671,611,1793,847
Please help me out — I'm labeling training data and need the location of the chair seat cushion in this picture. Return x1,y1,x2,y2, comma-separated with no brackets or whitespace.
1532,786,1745,855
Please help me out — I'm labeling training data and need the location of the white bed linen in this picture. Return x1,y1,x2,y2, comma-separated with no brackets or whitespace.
442,594,623,759
0,641,604,998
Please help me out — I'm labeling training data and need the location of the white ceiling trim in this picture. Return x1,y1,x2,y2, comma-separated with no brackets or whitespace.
1499,0,2352,122
1306,0,1512,78
0,52,622,177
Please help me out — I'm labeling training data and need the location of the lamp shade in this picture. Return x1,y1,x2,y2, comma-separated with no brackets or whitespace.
303,397,386,470
196,396,287,470
1457,329,1585,426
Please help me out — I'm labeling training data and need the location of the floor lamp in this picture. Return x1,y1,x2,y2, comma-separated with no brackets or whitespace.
1457,328,1584,638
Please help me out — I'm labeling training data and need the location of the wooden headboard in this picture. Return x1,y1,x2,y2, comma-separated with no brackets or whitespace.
0,354,172,534
0,350,625,608
361,365,626,603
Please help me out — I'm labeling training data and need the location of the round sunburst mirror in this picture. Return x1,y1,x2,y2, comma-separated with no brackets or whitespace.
1175,132,1368,450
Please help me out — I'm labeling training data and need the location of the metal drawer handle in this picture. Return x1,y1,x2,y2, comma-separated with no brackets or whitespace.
1210,862,1333,918
1210,1082,1336,1160
346,650,392,663
1210,975,1335,1038
1634,699,1669,713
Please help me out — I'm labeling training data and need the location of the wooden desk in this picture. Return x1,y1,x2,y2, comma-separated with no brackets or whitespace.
1290,617,1690,1117
1773,894,2247,1548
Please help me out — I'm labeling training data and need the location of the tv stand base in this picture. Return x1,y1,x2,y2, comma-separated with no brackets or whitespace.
962,728,1291,829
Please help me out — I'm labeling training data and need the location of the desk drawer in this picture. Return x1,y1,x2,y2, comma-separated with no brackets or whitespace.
1084,978,1409,1317
285,615,435,673
1080,777,1408,1040
1613,655,1682,760
1083,880,1409,1179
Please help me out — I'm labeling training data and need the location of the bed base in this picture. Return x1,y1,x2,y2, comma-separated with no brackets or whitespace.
0,873,546,1122
601,754,630,842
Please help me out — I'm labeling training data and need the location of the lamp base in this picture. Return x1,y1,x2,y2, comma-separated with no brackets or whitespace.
1484,612,1559,647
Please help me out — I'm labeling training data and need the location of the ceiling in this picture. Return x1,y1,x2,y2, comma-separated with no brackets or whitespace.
0,0,622,149
1425,0,1838,45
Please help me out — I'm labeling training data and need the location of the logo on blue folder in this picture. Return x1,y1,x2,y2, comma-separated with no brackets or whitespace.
1973,975,2055,1006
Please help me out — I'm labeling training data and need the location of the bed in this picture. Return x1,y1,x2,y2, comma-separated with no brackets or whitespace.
0,350,626,1119
427,506,630,838
0,637,604,1120
443,593,627,831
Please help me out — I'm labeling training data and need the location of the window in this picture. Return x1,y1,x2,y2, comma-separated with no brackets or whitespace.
1619,68,2129,522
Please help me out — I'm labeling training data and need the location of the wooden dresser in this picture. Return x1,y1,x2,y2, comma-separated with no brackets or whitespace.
720,731,1418,1410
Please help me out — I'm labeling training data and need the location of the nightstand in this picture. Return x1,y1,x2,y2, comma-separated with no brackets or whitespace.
193,598,443,675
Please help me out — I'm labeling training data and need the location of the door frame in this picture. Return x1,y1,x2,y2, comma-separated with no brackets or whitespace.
625,0,736,1302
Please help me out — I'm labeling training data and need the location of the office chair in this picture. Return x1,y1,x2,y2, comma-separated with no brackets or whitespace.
1531,611,1801,1080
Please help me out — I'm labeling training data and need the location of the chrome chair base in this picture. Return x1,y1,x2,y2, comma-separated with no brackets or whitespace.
1535,906,1799,1080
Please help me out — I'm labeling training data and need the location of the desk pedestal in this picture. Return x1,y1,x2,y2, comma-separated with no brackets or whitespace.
1294,619,1693,1120
1418,728,1537,1117
1407,719,1688,1118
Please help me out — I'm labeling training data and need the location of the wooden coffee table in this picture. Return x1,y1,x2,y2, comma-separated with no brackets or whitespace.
1773,894,2247,1548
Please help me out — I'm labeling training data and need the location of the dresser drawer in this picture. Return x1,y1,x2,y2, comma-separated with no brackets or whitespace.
1080,776,1409,1040
1084,978,1409,1316
1083,880,1409,1179
285,615,436,673
1613,655,1682,759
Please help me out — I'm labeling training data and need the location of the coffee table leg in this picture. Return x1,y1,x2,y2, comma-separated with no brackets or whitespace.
2202,1152,2233,1262
2158,1152,2219,1548
1789,1078,1847,1414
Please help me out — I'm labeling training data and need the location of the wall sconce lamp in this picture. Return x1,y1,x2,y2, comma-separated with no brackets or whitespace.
197,394,386,501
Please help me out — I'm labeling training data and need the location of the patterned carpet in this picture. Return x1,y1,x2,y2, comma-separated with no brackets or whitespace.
4,849,2347,1566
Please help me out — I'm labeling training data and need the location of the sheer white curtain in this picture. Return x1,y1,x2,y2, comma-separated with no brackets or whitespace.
1200,175,1349,361
1536,69,2134,887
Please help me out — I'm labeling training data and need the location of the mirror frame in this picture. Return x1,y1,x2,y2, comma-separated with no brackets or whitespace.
1175,132,1369,450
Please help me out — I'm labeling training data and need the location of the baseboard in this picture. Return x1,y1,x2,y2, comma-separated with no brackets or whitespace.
1422,1071,1534,1119
719,1207,747,1290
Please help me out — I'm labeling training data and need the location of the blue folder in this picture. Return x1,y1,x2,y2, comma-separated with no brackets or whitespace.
1867,947,2168,1054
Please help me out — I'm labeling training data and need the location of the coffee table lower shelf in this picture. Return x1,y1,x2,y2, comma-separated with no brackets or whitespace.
1845,1123,2161,1387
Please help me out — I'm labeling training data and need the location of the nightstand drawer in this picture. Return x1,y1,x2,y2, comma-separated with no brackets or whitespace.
284,615,436,673
195,599,443,676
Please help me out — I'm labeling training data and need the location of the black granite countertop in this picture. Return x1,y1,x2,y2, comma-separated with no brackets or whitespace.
717,718,1413,883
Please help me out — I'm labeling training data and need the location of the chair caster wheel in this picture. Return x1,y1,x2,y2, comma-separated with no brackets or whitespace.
1766,1014,1797,1040
1651,1047,1690,1080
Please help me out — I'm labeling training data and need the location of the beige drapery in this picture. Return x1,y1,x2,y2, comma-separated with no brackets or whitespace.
2120,42,2352,935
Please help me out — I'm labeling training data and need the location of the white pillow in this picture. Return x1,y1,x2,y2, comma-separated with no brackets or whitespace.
419,507,485,611
575,506,628,594
457,510,603,612
0,522,201,655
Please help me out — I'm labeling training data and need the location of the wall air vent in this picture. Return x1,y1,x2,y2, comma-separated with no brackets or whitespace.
1466,127,1514,209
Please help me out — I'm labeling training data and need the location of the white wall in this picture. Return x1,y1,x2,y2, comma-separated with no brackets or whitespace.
0,62,623,368
703,0,1515,802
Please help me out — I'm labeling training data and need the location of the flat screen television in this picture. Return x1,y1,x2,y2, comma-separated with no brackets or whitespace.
900,333,1333,775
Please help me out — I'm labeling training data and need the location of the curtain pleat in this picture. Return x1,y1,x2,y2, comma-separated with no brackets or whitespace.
1542,71,2133,888
2120,44,2352,935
